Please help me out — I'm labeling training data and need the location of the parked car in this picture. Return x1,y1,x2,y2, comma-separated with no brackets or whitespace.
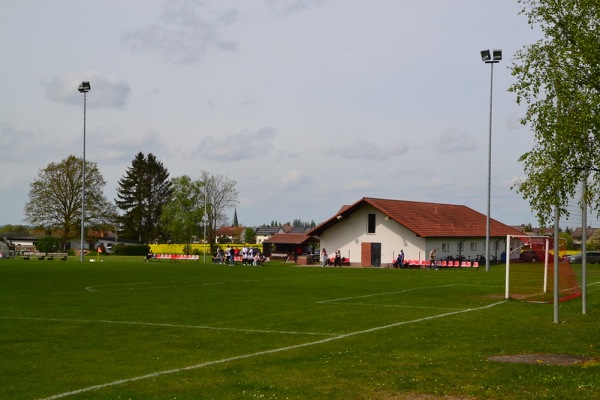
519,250,545,263
567,251,600,264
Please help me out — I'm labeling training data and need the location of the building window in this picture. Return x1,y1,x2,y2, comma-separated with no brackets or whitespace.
442,243,450,252
367,214,376,234
470,242,477,251
457,242,464,253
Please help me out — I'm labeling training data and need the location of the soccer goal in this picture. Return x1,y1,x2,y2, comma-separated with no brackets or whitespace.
505,234,581,303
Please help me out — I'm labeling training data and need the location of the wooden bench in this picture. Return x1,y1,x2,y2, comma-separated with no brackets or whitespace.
22,252,46,260
270,253,290,262
47,253,68,261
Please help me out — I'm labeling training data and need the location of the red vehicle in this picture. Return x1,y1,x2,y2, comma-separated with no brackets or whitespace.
519,250,546,263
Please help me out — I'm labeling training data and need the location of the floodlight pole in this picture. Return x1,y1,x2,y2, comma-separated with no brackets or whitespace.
481,49,501,272
78,81,91,262
581,178,588,315
553,207,560,323
203,188,207,264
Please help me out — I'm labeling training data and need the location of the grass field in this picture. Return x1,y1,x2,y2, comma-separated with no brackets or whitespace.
0,257,599,399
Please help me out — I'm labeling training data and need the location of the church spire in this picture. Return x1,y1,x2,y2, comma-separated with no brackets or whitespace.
232,208,239,227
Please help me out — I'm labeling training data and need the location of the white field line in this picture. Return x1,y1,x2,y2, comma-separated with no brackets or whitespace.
2,316,335,337
38,300,507,400
317,284,456,304
84,281,227,292
510,280,600,301
344,302,464,310
84,278,278,293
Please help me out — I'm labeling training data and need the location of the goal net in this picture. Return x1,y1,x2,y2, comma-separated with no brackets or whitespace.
505,235,581,303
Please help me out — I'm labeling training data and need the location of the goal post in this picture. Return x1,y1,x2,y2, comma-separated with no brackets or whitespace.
504,234,579,303
505,235,550,299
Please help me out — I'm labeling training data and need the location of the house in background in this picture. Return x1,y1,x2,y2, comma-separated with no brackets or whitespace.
571,227,599,249
307,197,523,267
2,234,38,256
215,226,245,243
254,226,283,244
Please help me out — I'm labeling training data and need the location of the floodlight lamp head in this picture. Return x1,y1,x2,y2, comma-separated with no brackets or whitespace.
480,50,491,62
78,81,91,93
492,49,502,61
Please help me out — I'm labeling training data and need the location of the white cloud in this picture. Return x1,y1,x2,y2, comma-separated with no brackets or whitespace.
342,179,381,192
45,72,130,109
195,127,275,161
432,128,477,154
330,139,408,161
121,0,238,64
266,0,323,14
92,127,166,164
278,169,312,190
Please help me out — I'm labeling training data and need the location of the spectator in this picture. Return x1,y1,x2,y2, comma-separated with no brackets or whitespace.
242,246,248,265
321,248,328,267
334,249,342,267
429,249,437,269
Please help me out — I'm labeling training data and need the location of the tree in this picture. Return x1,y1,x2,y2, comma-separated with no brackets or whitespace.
200,171,238,253
510,0,600,226
244,227,256,244
559,231,574,251
0,225,30,234
292,219,317,228
24,155,113,249
587,230,600,251
161,175,204,246
115,152,172,243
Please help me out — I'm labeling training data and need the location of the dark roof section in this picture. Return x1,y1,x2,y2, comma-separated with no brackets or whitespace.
281,225,310,234
572,227,598,240
255,226,281,235
263,233,313,245
308,197,523,238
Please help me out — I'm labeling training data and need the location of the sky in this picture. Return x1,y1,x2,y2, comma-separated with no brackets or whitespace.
0,0,588,229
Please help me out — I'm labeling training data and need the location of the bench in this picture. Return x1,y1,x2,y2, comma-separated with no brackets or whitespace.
152,254,200,262
47,253,68,261
22,252,46,260
328,257,350,266
270,253,290,262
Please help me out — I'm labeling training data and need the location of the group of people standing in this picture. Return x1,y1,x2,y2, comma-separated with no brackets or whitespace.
393,250,405,268
213,246,266,266
393,248,438,269
320,248,343,267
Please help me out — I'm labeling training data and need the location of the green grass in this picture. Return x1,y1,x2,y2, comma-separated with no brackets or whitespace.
0,257,599,399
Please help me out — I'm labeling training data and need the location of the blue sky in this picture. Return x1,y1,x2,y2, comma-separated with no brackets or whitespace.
0,0,587,229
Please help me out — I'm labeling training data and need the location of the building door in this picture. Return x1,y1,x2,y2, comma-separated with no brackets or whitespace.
371,243,381,267
361,242,381,267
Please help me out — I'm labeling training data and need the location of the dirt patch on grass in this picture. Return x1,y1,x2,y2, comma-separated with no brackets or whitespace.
488,354,595,366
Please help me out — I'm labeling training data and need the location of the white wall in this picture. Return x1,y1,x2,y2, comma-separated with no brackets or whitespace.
320,205,426,265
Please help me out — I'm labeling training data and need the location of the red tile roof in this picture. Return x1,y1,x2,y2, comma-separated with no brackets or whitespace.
263,233,313,245
309,197,523,238
216,226,245,236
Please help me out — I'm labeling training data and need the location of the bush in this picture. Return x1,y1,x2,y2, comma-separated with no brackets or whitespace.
36,236,61,254
113,244,149,256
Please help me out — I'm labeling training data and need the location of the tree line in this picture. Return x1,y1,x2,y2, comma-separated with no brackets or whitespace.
23,152,238,252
